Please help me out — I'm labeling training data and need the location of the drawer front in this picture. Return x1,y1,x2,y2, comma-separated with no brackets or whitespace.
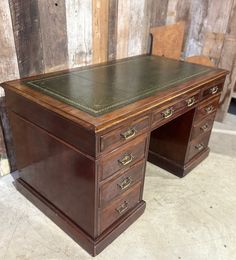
190,113,215,140
201,82,224,100
99,134,147,180
99,160,145,207
152,92,199,127
186,133,211,162
100,116,149,153
99,182,141,234
194,96,219,122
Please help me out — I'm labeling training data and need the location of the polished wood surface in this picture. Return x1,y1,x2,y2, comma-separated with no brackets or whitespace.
2,55,228,256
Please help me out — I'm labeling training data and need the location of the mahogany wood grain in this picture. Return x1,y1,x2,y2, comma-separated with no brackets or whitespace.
194,95,220,122
2,55,228,256
10,112,97,238
99,160,145,207
190,113,215,140
98,134,148,180
99,182,141,234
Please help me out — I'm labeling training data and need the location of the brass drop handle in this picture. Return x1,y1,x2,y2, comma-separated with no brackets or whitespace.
200,124,209,132
116,201,128,214
118,176,132,190
195,143,204,151
118,154,134,166
162,107,174,119
120,128,136,140
205,105,214,114
186,96,195,107
210,86,218,94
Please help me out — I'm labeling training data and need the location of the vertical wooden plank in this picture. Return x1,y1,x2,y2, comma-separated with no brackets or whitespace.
128,0,146,57
38,0,68,72
150,0,169,27
202,32,225,65
216,37,236,121
92,0,109,64
0,0,19,174
66,0,92,68
184,0,209,57
9,0,44,77
116,0,130,59
107,0,118,61
166,0,191,54
141,0,153,54
0,0,19,82
227,0,236,36
185,0,234,58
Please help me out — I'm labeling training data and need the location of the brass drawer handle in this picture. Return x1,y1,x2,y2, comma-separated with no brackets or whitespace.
116,200,128,214
161,107,174,119
120,128,136,140
118,177,132,190
118,154,134,166
205,105,214,114
186,96,195,107
200,124,209,132
210,86,218,94
195,143,204,151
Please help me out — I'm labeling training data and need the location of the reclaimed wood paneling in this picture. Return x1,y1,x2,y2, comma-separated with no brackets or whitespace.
66,0,92,67
216,36,236,121
107,0,118,60
116,0,130,59
150,0,169,27
128,0,146,57
227,0,236,36
9,0,44,77
92,0,109,63
38,0,68,72
0,0,19,83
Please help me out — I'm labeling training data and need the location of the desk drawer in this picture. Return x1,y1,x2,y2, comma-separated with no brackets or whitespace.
194,96,219,122
186,132,211,162
190,113,215,140
201,81,224,100
99,134,147,180
100,116,149,153
99,160,145,207
152,92,199,127
99,182,141,234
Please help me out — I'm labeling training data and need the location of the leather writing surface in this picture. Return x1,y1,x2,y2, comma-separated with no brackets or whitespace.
24,56,215,116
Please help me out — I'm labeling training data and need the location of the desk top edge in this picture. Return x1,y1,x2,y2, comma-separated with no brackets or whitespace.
2,55,228,131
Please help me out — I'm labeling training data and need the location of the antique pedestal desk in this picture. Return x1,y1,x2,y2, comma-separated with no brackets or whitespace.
2,55,227,256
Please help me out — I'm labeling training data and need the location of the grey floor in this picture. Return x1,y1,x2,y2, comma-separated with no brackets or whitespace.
0,114,236,260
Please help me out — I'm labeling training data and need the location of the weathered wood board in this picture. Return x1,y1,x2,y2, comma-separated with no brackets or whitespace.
38,0,68,72
66,0,93,67
9,0,44,77
92,0,109,64
108,0,118,60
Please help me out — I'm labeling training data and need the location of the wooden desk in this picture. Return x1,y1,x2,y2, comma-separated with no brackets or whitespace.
2,55,227,256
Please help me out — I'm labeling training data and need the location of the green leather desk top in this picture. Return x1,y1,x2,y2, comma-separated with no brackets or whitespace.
24,56,216,116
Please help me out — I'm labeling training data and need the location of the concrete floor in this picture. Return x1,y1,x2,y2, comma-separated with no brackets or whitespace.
0,114,236,260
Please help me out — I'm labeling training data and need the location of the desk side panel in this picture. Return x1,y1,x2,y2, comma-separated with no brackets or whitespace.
9,111,97,238
5,89,96,157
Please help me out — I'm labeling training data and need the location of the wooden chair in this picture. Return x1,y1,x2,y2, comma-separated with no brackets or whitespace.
149,21,185,60
185,55,215,67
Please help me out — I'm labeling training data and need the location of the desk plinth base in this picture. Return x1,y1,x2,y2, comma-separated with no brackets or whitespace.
15,178,146,256
148,148,210,178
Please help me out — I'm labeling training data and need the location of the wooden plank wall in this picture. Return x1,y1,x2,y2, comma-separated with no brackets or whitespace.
0,0,236,173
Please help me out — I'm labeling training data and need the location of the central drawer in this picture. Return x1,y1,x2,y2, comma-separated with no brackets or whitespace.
98,134,147,180
152,91,200,128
